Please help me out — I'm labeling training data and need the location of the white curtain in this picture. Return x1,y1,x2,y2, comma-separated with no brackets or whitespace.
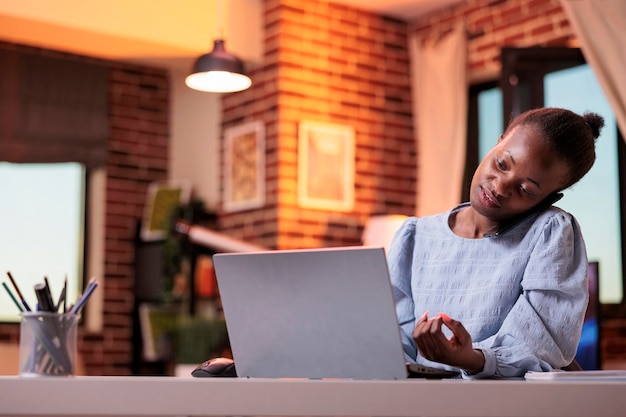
560,0,626,138
410,24,468,217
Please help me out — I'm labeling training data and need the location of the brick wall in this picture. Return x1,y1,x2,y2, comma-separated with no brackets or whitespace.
1,0,623,375
220,0,416,250
90,65,169,375
411,0,578,82
221,0,625,368
0,44,169,375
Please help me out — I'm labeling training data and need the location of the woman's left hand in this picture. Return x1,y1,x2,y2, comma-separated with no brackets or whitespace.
412,312,485,373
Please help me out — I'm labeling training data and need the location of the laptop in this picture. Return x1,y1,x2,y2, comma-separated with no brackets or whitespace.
212,246,408,380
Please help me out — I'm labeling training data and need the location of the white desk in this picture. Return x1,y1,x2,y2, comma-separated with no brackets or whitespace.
0,375,625,417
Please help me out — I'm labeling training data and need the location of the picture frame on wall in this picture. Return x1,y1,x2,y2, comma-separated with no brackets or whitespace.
223,121,265,213
298,121,354,211
141,180,192,241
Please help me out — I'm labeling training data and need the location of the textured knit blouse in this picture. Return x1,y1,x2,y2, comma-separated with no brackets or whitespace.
386,203,589,379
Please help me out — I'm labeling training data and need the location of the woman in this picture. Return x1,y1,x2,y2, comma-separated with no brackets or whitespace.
387,107,605,378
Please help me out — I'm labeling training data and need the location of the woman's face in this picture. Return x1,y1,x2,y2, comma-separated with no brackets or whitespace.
469,124,570,223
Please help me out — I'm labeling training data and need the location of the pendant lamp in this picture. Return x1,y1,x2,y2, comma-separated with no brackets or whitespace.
185,39,252,93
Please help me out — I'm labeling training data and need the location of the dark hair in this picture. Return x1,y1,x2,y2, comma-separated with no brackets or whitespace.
504,107,605,188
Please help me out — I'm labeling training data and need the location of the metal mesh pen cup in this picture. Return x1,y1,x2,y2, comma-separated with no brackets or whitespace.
19,312,80,377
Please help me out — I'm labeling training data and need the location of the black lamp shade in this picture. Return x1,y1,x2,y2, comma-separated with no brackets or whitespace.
185,39,251,93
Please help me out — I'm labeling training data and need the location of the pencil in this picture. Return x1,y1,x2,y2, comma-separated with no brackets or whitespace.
6,271,31,312
70,278,98,314
57,276,67,313
2,281,24,313
63,275,67,313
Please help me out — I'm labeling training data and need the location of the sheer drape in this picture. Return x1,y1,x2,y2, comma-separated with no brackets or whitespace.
560,0,626,138
410,24,468,217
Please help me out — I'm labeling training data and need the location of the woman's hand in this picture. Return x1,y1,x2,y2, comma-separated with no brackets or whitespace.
413,312,485,373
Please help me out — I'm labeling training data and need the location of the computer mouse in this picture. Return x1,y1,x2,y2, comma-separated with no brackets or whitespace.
191,357,237,377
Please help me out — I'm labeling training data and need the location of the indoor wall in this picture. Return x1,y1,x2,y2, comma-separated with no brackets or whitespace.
1,0,624,375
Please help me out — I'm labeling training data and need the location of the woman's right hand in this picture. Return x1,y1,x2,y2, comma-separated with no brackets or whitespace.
413,311,484,374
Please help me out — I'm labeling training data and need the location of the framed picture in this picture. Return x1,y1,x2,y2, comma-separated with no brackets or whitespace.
141,180,192,241
138,303,178,361
223,121,265,212
298,121,355,211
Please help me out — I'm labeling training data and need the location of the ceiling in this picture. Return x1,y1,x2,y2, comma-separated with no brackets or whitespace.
337,0,463,19
0,0,463,71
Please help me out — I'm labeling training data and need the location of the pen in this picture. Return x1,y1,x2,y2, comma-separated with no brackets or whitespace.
6,271,31,312
57,277,67,313
35,282,56,312
2,281,24,313
43,276,55,305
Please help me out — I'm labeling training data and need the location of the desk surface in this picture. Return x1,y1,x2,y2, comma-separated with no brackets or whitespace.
1,375,625,417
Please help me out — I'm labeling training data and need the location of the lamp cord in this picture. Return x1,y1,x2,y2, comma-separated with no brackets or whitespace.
216,0,224,39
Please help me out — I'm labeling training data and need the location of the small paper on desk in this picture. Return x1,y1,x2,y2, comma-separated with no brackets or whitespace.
525,370,626,381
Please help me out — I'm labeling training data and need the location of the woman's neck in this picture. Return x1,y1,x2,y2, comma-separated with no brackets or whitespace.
449,206,501,239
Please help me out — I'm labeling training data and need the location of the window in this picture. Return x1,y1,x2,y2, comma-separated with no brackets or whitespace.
0,162,86,322
544,65,622,304
468,48,624,305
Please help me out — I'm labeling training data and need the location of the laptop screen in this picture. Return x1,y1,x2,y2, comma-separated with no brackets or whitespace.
212,246,408,379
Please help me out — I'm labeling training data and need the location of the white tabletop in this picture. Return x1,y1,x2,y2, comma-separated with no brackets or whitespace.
0,375,625,417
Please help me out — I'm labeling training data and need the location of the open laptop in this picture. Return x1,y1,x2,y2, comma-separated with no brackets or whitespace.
212,246,408,380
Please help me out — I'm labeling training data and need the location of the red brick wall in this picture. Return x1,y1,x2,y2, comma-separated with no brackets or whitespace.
220,0,416,250
221,0,625,368
411,0,578,82
90,65,169,375
2,0,622,375
0,44,169,376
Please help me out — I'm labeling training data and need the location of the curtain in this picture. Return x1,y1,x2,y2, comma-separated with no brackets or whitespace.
560,0,626,138
410,24,468,217
0,44,109,167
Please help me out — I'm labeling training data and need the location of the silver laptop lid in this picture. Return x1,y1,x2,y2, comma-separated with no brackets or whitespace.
212,246,407,380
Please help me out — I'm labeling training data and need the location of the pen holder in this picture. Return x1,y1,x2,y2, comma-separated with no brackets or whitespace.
19,312,80,377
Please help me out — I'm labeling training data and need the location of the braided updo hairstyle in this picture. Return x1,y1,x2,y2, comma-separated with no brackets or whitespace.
504,107,605,189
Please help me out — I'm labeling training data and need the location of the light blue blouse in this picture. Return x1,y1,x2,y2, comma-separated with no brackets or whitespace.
387,203,589,379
